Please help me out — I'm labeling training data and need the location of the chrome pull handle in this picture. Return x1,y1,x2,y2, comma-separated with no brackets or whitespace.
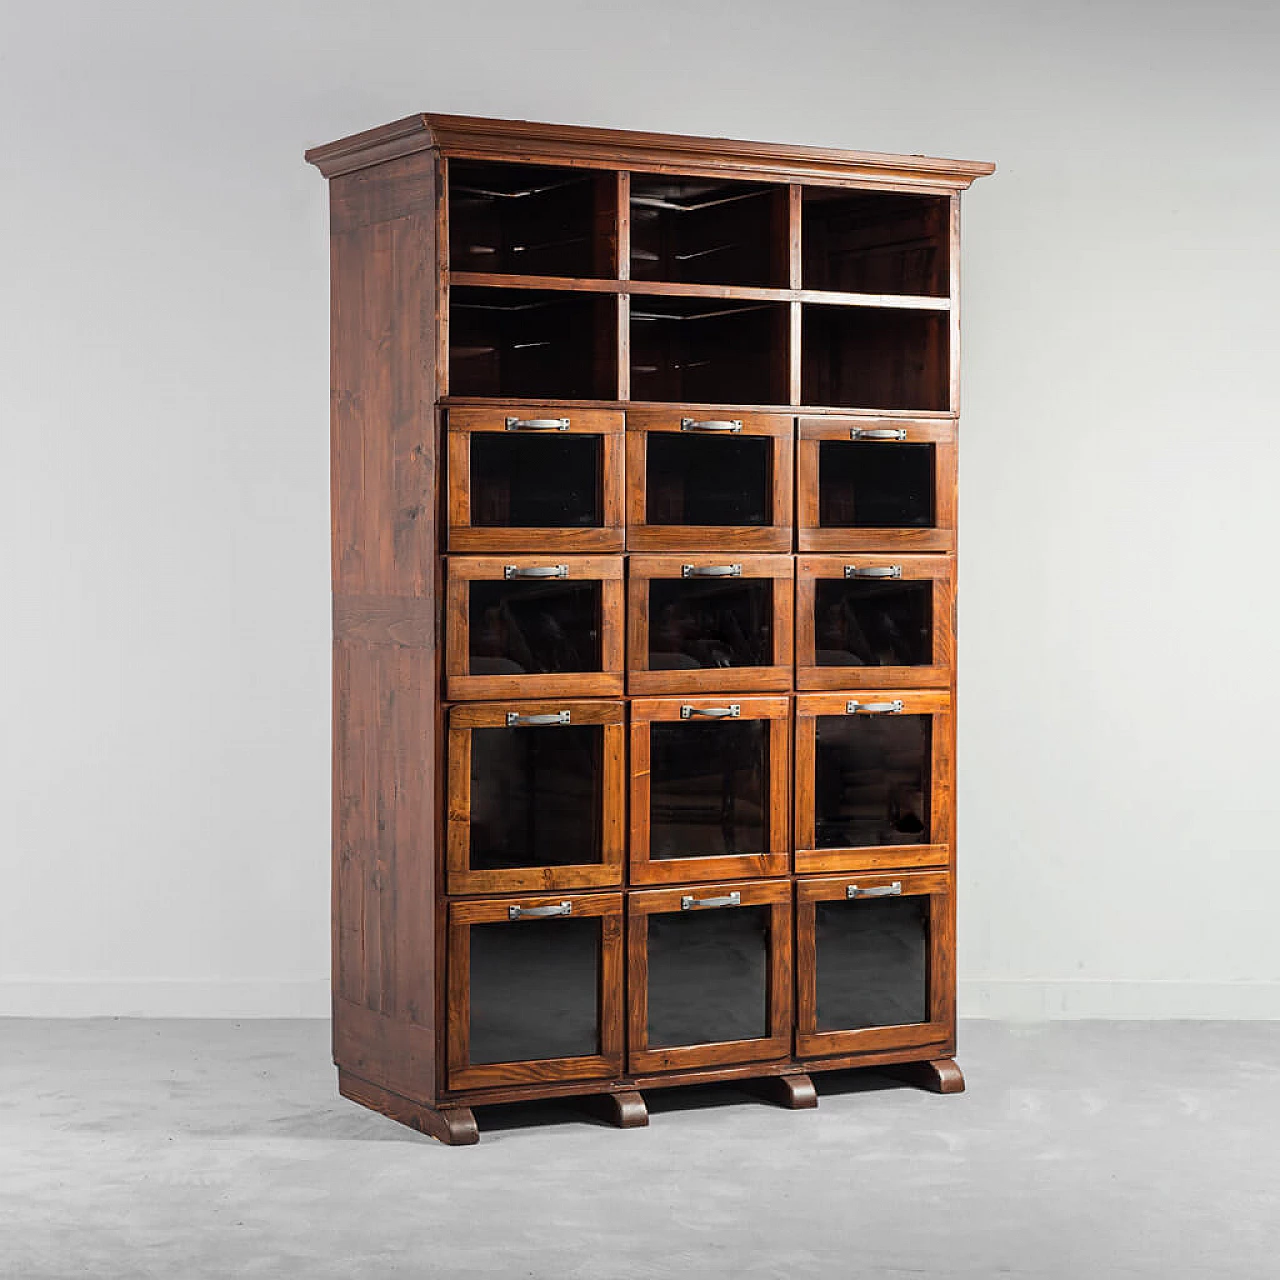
680,418,742,433
846,881,902,900
680,891,741,911
503,564,569,579
505,416,570,431
845,699,905,714
508,900,573,920
505,710,571,727
850,427,907,441
681,563,741,579
680,704,740,719
844,565,903,579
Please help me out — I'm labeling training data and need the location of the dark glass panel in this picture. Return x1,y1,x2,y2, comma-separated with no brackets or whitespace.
467,580,602,676
813,579,932,668
815,896,929,1031
470,434,602,529
646,434,770,527
814,714,930,848
647,906,769,1048
817,440,934,529
649,579,773,671
468,917,600,1064
469,725,603,871
650,719,768,860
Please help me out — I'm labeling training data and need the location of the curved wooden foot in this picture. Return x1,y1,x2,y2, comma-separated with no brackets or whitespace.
882,1057,965,1095
338,1070,480,1145
747,1072,818,1109
604,1089,649,1129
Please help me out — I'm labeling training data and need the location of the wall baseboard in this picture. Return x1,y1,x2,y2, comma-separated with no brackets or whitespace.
1,979,1277,1020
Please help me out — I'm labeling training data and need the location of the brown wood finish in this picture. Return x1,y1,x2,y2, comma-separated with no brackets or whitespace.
627,554,795,694
744,1072,819,1109
628,695,791,886
793,689,953,875
338,1070,479,1145
881,1057,966,1093
795,553,955,690
627,879,793,1074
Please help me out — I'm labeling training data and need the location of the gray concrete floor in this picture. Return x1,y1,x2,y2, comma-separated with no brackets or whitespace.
2,1020,1277,1278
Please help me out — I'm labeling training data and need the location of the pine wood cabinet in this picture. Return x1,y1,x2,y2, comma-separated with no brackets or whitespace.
307,113,992,1144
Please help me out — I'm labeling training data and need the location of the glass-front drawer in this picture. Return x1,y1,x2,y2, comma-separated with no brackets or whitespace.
628,554,794,694
445,555,624,700
627,881,792,1073
446,701,625,895
626,411,792,552
795,871,952,1059
797,418,955,553
446,893,623,1090
629,695,791,885
796,554,954,690
446,407,624,553
794,691,952,875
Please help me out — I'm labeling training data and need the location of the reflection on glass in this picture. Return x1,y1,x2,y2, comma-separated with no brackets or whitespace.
646,435,770,526
469,917,600,1064
469,725,602,871
815,897,928,1030
648,580,773,671
814,579,931,668
650,720,767,859
647,907,769,1047
817,441,934,528
470,434,602,529
814,715,930,848
467,581,602,676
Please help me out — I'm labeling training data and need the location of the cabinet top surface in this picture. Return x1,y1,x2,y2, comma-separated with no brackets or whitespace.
304,112,995,189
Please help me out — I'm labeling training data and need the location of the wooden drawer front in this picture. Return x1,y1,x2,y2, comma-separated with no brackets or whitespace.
445,555,624,700
628,554,794,695
629,695,791,885
796,871,952,1059
625,410,793,552
627,880,792,1074
447,892,623,1091
794,690,952,874
447,407,624,553
446,701,625,895
797,417,955,553
796,554,953,691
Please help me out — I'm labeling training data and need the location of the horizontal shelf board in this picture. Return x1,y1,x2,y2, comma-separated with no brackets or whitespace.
442,395,957,420
450,271,951,311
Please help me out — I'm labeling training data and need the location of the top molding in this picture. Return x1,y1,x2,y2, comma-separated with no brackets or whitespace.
305,113,996,190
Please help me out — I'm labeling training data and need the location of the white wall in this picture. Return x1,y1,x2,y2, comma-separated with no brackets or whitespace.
2,0,1277,1018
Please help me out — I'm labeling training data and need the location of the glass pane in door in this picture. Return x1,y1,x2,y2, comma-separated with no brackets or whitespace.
470,433,602,529
468,580,602,676
650,720,768,859
814,579,931,668
815,896,928,1030
647,906,769,1047
469,916,600,1064
817,440,934,528
646,434,770,526
648,579,773,671
469,725,603,871
814,714,930,848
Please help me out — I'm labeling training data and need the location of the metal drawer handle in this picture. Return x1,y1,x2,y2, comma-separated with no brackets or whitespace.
680,704,740,719
846,881,903,900
680,418,742,433
503,564,569,579
682,563,741,578
505,711,571,727
508,900,573,920
850,427,907,441
680,891,741,911
505,416,569,431
845,699,905,714
844,565,903,579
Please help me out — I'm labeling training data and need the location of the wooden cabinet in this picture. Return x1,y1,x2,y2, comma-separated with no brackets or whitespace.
308,112,991,1143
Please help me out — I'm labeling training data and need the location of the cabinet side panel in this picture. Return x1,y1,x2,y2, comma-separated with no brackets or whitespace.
328,153,441,1104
